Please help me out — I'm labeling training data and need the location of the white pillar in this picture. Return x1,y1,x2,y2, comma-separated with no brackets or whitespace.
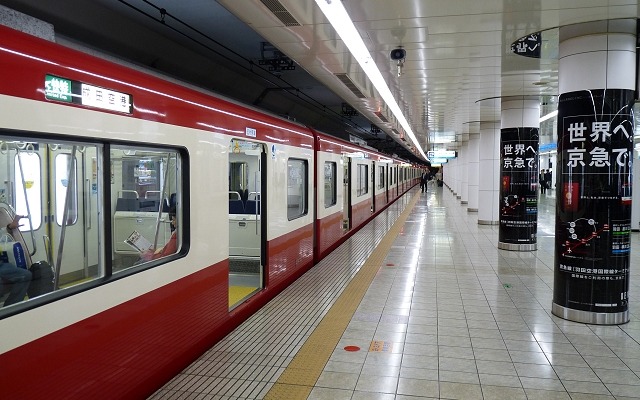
478,120,500,225
460,140,469,204
467,132,480,212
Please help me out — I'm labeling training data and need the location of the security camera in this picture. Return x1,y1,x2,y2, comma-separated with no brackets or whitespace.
390,48,406,61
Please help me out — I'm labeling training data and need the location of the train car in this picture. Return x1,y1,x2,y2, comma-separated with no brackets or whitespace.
0,25,417,398
314,131,403,261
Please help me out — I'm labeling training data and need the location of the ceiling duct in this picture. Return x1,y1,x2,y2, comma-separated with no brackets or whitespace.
260,0,301,26
374,111,388,123
335,73,366,98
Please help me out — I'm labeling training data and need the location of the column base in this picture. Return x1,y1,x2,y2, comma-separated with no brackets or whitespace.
467,208,478,213
478,220,498,225
552,303,628,325
498,242,536,251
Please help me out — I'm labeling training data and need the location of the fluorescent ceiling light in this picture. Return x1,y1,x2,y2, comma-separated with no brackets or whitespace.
431,138,454,144
539,110,558,123
314,0,427,161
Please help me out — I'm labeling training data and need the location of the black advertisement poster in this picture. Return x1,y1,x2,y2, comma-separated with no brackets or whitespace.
553,89,634,314
499,127,539,245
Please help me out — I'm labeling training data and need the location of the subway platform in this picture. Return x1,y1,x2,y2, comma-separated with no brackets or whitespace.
149,184,640,400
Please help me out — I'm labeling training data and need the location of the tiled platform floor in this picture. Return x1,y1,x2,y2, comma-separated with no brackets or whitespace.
150,183,640,399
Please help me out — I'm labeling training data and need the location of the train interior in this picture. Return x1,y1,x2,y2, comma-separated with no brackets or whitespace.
0,135,181,306
228,139,264,308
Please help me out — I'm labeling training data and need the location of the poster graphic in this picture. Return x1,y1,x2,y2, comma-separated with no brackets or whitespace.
553,89,634,316
498,127,538,246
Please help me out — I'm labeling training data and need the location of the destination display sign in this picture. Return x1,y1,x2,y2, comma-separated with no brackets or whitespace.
45,74,132,114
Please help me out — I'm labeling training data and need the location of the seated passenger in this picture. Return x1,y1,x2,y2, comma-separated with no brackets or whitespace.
140,206,177,262
1,215,32,306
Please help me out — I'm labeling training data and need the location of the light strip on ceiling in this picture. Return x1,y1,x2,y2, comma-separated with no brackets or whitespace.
314,0,427,161
539,110,558,123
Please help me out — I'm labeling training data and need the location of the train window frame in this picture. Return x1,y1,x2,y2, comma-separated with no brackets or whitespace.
356,164,368,197
0,131,189,319
378,166,384,189
54,153,79,226
287,158,308,220
110,145,184,272
323,161,336,208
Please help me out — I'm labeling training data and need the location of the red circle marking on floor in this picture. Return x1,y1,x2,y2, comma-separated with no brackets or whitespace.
344,346,360,352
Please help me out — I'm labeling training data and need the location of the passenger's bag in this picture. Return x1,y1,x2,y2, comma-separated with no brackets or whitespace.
0,232,28,269
28,261,55,298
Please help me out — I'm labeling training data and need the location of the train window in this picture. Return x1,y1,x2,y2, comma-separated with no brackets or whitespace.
14,151,42,231
0,138,103,310
356,164,368,196
229,161,248,193
55,154,78,226
378,166,385,189
324,162,336,208
287,158,307,220
111,147,182,271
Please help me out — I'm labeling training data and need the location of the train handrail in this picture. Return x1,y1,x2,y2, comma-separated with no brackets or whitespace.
15,147,37,256
53,145,77,290
152,154,172,251
43,235,54,268
117,190,139,199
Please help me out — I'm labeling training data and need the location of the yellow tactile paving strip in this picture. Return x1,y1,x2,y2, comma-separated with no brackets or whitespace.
264,192,420,400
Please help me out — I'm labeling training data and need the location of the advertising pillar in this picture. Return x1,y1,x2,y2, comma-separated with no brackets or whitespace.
552,20,635,324
499,98,539,251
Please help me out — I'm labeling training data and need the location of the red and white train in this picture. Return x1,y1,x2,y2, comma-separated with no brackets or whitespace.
0,25,420,398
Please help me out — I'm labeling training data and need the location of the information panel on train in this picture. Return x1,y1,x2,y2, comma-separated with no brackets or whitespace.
44,74,132,114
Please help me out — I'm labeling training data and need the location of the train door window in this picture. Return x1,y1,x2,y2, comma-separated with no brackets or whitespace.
356,164,368,196
324,161,336,208
287,158,308,220
0,137,104,310
378,166,384,189
14,150,42,231
111,146,182,272
55,154,78,225
229,161,248,194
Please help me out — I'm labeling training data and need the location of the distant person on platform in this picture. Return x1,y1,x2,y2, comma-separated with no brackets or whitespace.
435,169,443,187
539,170,547,194
545,169,552,191
420,171,429,193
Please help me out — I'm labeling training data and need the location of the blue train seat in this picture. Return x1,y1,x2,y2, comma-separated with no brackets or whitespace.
244,200,260,215
229,199,245,214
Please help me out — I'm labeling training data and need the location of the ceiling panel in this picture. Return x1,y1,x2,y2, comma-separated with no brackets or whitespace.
3,0,638,162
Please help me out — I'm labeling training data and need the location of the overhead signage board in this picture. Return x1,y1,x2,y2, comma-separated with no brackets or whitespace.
511,32,541,58
44,74,132,114
539,142,557,152
428,150,456,159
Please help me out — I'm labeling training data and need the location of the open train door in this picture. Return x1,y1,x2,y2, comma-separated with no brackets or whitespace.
228,139,265,309
371,160,376,213
342,154,351,231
